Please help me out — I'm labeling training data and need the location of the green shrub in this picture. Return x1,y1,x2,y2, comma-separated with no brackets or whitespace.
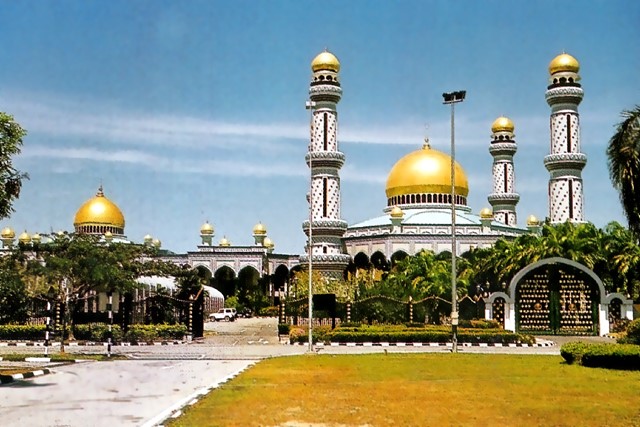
277,323,290,335
124,324,186,342
0,324,46,340
560,342,591,364
259,306,279,317
619,318,640,345
581,344,640,370
73,324,123,342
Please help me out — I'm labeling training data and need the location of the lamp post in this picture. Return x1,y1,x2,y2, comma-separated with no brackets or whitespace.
442,90,466,353
305,99,316,353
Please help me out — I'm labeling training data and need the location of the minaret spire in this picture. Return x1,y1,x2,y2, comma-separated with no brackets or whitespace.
302,50,350,279
545,52,586,223
488,116,519,226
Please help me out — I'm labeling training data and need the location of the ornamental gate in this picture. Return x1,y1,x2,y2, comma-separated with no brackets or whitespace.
515,264,599,335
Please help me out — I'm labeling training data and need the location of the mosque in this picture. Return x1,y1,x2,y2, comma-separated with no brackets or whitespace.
1,50,589,306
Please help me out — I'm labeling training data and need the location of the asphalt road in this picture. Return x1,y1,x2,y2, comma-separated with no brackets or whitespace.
0,359,255,427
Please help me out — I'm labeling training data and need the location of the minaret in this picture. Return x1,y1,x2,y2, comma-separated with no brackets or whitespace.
488,116,519,226
545,52,587,223
301,50,350,279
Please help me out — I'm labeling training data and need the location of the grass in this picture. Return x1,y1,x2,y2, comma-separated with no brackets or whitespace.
168,353,640,427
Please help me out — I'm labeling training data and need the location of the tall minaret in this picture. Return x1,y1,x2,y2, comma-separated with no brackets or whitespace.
301,50,350,279
488,116,519,226
545,52,587,223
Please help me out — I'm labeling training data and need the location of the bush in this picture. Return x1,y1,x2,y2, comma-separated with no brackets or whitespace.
278,323,290,335
259,306,279,317
560,342,591,364
581,344,640,370
618,318,640,345
0,324,46,341
124,324,187,343
73,324,123,342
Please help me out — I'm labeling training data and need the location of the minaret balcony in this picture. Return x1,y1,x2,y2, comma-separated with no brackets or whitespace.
305,151,345,168
544,153,587,171
545,86,584,106
488,142,517,156
488,193,520,204
302,219,348,237
299,253,352,266
309,85,342,103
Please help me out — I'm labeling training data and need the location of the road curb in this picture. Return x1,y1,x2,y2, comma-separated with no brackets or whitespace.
289,341,556,347
0,368,51,385
0,341,184,347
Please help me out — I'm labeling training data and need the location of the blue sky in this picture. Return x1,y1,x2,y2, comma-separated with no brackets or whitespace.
1,1,638,254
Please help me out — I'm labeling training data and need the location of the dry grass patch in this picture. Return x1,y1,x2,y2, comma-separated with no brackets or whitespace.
169,353,640,427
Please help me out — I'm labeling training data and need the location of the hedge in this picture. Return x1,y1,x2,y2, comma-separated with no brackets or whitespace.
0,323,186,343
561,342,640,370
289,324,533,345
618,318,640,345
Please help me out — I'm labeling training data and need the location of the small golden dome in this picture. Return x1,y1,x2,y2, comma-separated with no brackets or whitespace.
390,206,404,218
74,186,125,231
152,238,161,248
143,234,153,244
491,116,515,133
18,231,31,244
32,233,41,243
549,52,580,75
104,231,113,239
200,221,214,235
479,207,493,219
311,50,340,73
527,214,540,226
386,144,469,199
253,222,267,235
263,237,274,248
219,237,231,247
1,227,15,239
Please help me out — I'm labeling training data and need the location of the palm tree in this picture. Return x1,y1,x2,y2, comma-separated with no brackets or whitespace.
607,105,640,237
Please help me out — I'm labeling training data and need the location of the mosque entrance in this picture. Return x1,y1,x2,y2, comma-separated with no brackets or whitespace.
515,263,599,335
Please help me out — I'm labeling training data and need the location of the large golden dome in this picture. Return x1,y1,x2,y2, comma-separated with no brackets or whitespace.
74,186,125,235
386,144,469,199
311,50,340,73
549,53,580,75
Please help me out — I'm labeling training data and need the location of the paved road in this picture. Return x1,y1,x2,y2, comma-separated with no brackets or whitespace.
0,359,255,427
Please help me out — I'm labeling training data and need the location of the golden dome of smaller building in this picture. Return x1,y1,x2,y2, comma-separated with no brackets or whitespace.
549,53,580,75
479,207,493,219
311,50,340,73
200,221,214,235
219,237,231,247
74,186,125,235
526,214,540,226
143,234,153,245
32,233,41,244
491,116,515,133
152,239,161,248
18,231,31,244
1,227,15,239
390,206,404,218
253,222,267,235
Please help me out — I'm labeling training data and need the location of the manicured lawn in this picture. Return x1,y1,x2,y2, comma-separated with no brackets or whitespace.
169,353,640,427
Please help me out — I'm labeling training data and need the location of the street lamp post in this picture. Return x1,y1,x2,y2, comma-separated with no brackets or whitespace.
442,90,466,353
305,99,316,353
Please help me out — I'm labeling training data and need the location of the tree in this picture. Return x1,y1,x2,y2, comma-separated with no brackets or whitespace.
0,112,28,219
607,105,640,237
0,256,29,324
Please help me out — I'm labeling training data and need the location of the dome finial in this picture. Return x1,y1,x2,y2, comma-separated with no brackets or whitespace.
97,184,104,197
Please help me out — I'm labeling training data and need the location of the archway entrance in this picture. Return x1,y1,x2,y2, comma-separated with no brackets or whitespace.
511,258,601,335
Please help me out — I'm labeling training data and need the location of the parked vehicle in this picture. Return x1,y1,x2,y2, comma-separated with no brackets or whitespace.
209,308,237,322
238,307,253,318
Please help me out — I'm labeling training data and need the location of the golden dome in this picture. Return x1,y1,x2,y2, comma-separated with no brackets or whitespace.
527,214,540,226
32,233,41,243
143,234,153,244
390,206,404,218
74,186,125,230
311,50,340,73
152,238,161,248
549,53,580,75
200,221,214,235
491,116,515,133
479,207,493,219
219,237,231,247
253,222,267,235
263,237,274,248
1,227,15,239
386,145,469,199
18,231,31,244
